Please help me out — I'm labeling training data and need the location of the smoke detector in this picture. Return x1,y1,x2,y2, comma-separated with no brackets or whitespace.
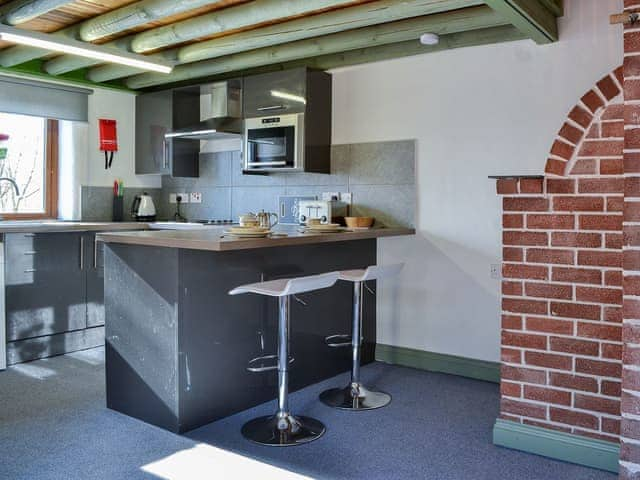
420,33,440,46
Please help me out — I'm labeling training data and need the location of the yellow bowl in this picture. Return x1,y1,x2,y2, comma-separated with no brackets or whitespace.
344,217,374,228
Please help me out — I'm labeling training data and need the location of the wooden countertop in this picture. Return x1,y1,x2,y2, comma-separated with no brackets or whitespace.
0,221,149,234
97,225,415,251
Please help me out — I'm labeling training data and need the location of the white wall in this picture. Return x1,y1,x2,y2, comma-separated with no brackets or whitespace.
84,88,160,189
331,0,623,362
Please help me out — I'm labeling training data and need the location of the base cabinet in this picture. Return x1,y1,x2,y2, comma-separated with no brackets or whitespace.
4,231,105,364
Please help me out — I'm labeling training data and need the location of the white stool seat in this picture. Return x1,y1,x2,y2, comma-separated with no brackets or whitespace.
228,270,339,446
229,271,339,297
338,263,404,283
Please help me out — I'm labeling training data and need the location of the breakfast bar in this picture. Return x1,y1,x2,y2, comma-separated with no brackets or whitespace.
98,226,413,433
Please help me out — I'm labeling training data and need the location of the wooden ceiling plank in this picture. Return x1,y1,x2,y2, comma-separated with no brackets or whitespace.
41,0,359,75
87,0,482,83
125,5,506,89
483,0,558,44
129,0,360,54
0,0,74,25
0,0,232,67
151,24,523,91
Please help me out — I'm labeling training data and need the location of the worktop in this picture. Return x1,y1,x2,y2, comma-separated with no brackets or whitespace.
97,225,415,251
0,221,148,234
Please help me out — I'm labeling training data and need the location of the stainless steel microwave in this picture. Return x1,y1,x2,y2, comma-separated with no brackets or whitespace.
243,113,304,172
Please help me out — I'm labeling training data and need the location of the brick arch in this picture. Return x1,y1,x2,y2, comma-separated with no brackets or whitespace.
544,66,624,178
494,65,626,447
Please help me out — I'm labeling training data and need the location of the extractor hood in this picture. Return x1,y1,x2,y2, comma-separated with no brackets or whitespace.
165,80,242,140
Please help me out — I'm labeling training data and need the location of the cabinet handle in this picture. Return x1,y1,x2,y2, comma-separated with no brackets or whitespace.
24,268,36,273
246,161,287,167
163,140,170,170
80,237,84,270
23,251,37,255
93,238,98,269
257,105,286,111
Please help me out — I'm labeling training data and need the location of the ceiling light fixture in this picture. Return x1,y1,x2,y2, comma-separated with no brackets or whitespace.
0,24,173,74
419,33,440,46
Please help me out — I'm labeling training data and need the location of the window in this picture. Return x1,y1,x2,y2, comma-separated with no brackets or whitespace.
0,113,58,219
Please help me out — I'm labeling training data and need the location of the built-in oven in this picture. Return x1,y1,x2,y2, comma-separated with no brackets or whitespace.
243,113,304,172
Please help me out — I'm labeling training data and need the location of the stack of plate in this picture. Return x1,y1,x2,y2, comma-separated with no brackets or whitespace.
303,223,344,233
224,226,271,238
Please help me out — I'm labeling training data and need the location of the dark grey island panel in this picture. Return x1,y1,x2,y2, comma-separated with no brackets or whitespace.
104,239,377,433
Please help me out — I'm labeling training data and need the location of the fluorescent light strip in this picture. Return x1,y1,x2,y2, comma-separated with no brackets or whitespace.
0,25,173,74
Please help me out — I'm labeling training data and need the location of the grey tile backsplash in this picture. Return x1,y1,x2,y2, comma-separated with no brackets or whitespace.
81,140,416,227
81,186,162,222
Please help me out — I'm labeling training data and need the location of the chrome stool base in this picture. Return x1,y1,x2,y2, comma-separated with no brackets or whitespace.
241,413,326,446
319,383,391,410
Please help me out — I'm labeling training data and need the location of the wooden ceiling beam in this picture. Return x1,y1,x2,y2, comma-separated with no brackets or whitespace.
42,0,359,75
87,0,481,83
0,0,74,25
130,0,360,54
537,0,563,17
125,5,506,89
145,24,523,91
483,0,558,44
79,0,228,42
0,0,230,68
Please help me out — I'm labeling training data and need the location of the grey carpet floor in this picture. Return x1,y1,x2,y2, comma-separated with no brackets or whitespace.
0,347,616,480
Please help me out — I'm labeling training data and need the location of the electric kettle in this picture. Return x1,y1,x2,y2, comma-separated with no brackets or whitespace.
131,192,157,221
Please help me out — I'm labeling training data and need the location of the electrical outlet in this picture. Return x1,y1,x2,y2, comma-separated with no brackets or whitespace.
322,192,340,201
176,192,189,204
340,192,352,205
190,192,202,203
490,264,501,280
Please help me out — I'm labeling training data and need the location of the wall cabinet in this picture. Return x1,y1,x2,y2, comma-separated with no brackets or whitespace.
242,67,332,174
4,232,105,364
243,68,307,117
135,90,172,176
135,89,199,177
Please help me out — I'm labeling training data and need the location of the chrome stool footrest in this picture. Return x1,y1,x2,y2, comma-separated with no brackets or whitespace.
324,334,352,348
247,354,294,373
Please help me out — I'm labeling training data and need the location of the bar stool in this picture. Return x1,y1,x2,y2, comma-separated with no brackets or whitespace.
229,271,339,446
320,264,404,410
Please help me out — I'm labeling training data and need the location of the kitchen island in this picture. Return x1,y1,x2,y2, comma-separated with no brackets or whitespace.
98,226,413,433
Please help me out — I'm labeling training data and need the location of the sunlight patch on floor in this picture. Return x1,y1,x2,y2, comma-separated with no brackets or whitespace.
11,362,57,380
141,443,310,480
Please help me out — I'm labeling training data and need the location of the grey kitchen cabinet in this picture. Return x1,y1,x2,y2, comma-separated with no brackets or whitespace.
243,68,307,117
136,89,199,177
5,232,87,341
4,232,106,365
135,90,173,175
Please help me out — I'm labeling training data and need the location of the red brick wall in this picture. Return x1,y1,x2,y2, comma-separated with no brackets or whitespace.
622,2,640,476
497,69,624,444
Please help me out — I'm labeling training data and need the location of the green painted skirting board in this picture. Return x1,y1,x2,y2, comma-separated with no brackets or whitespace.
375,344,500,383
493,419,620,473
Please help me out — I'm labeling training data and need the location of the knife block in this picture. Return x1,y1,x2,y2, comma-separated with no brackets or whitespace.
112,197,124,222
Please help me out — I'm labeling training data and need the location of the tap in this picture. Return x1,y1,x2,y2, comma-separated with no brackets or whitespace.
0,178,20,221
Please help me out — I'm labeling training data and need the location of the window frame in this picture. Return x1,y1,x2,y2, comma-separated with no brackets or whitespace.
1,119,58,220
